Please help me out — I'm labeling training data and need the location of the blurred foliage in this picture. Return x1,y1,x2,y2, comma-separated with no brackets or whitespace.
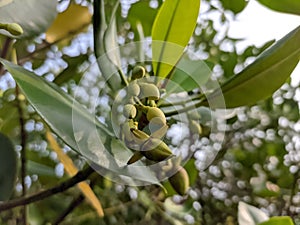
0,0,299,225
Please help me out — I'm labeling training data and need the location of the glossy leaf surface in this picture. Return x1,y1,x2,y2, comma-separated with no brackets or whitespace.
104,2,122,69
204,25,300,108
93,0,122,90
220,0,248,14
0,59,161,185
258,216,294,225
258,0,300,15
0,59,112,153
166,55,211,93
128,1,158,38
152,0,200,78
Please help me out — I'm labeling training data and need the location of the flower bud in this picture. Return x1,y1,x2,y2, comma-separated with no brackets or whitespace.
127,82,140,97
127,151,143,165
146,107,166,123
132,65,146,80
130,128,150,146
189,120,202,137
168,167,190,195
188,110,201,120
0,23,23,36
141,138,173,161
123,104,137,119
139,83,160,101
120,119,138,142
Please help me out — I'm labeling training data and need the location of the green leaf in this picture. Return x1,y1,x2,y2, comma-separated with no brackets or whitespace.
0,59,161,185
257,0,300,15
104,2,122,69
109,139,163,186
93,0,122,90
204,25,300,108
27,160,56,177
127,1,158,38
258,216,294,225
166,55,211,93
0,59,113,154
53,54,89,85
238,202,269,225
0,132,16,201
0,0,57,38
0,98,19,135
152,0,200,78
220,0,248,14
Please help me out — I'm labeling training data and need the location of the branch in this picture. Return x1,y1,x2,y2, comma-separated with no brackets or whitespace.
17,22,90,65
15,86,27,224
0,38,13,76
287,171,299,216
0,166,95,212
53,194,85,225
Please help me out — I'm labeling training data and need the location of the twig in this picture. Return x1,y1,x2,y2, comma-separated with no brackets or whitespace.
17,22,90,65
0,166,94,212
287,171,299,216
15,78,27,225
0,37,13,76
53,194,85,225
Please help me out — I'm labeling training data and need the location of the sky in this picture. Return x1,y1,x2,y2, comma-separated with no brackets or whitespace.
228,0,300,86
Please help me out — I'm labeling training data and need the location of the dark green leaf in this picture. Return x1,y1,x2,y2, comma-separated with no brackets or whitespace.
220,0,248,14
54,54,89,85
204,25,300,108
0,59,161,185
166,55,211,93
104,2,122,69
257,0,300,15
93,0,122,90
183,159,197,186
152,0,200,78
258,216,295,225
0,132,16,201
0,0,57,38
0,59,113,153
127,1,158,38
109,139,163,186
0,99,19,136
27,160,56,177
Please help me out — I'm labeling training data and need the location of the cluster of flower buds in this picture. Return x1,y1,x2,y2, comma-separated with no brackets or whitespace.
118,65,190,195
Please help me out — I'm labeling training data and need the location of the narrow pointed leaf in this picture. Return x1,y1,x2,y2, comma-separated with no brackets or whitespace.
257,0,300,15
220,0,248,14
258,216,294,225
0,59,161,185
128,1,158,38
0,132,16,201
204,25,300,108
104,2,122,69
152,0,200,78
93,0,122,90
0,59,113,154
166,55,211,93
